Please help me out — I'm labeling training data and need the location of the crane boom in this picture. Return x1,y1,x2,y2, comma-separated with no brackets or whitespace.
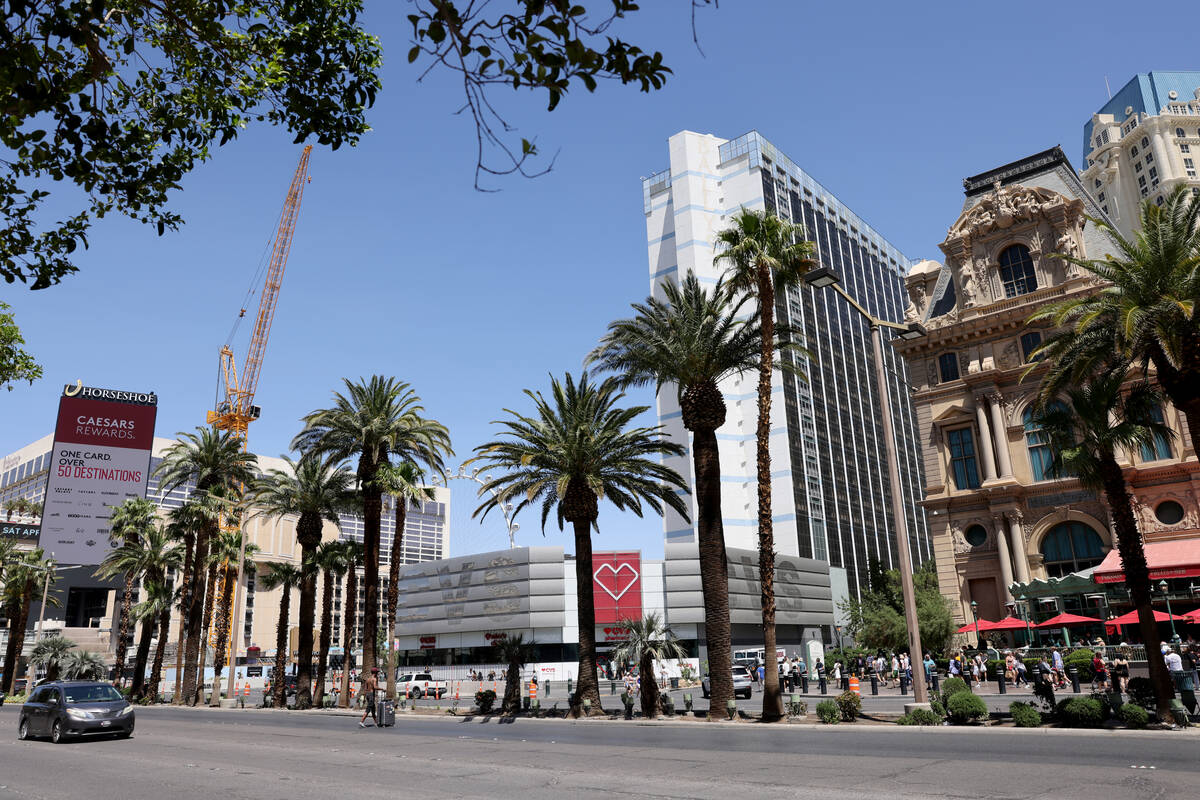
208,145,312,438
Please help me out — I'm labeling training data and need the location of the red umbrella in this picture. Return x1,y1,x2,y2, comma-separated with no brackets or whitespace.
984,616,1030,631
1036,613,1102,628
1107,609,1190,626
956,619,994,634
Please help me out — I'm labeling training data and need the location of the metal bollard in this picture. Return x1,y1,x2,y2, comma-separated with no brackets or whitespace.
932,672,939,692
1068,667,1081,694
870,674,879,696
567,678,574,696
841,676,849,692
818,676,827,694
899,674,908,696
997,671,1006,694
801,675,809,694
611,680,617,695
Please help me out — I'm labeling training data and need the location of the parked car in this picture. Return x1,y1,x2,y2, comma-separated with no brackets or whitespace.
17,681,134,743
701,665,754,700
396,672,447,699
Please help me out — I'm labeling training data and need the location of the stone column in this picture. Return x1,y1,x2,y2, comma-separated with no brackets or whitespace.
994,517,1015,601
988,392,1014,478
1007,512,1031,585
1151,128,1173,180
973,397,998,482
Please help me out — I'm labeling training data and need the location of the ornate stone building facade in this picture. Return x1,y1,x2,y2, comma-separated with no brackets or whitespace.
895,147,1200,626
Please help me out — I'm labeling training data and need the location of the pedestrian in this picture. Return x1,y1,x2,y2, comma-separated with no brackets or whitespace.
1163,644,1183,672
1014,658,1028,687
1051,648,1066,688
793,656,805,688
890,653,900,686
1180,645,1197,690
358,667,380,728
901,653,912,687
1091,652,1108,692
815,659,826,688
948,652,962,680
756,663,766,687
1037,654,1053,687
831,660,841,686
1110,652,1129,692
923,653,936,690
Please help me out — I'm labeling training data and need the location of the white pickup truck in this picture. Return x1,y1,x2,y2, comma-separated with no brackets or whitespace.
396,672,447,699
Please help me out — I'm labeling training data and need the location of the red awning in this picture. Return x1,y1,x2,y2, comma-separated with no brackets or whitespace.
1092,539,1200,584
985,616,1030,631
1107,609,1191,626
956,619,994,633
1183,608,1200,622
1036,613,1102,628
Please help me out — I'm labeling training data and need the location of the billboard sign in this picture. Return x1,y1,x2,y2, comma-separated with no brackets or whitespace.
38,383,157,564
592,551,642,624
1,521,41,541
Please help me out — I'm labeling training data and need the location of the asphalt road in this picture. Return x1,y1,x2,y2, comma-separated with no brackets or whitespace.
1,703,1196,799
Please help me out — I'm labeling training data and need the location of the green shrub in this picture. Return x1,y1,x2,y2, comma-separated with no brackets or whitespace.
1009,701,1041,728
897,707,942,726
1126,677,1155,709
1059,697,1103,728
946,690,988,724
1117,703,1149,729
1032,679,1056,711
1064,648,1095,682
786,697,808,718
474,689,496,713
939,676,969,706
1088,691,1115,721
930,699,947,720
835,690,862,721
816,699,840,724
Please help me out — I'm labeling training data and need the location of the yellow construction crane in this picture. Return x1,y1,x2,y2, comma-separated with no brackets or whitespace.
205,145,313,701
208,144,313,440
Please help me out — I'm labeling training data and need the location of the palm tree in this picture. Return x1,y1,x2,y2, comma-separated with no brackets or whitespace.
1,548,52,695
1032,186,1200,457
1034,367,1177,720
136,579,176,703
97,496,158,688
99,522,182,700
471,372,688,715
62,650,106,681
252,453,355,709
494,632,535,714
259,561,303,709
205,529,261,706
715,208,816,721
611,613,688,719
313,540,352,707
374,461,435,701
30,635,74,683
294,377,451,677
155,428,257,706
337,540,363,708
588,272,807,719
3,499,18,521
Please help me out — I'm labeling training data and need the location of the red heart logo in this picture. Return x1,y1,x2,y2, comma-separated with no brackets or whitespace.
594,562,639,601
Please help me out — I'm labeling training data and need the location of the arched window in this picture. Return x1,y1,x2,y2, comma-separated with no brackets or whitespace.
1023,403,1063,481
1139,404,1172,462
1178,127,1187,138
998,244,1039,298
1040,522,1105,578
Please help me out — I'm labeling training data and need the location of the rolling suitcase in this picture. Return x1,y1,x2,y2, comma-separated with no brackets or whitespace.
377,698,395,727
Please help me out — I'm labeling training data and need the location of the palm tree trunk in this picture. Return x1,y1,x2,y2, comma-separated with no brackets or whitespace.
1,584,31,695
274,590,291,709
314,569,335,708
210,567,236,707
689,410,734,720
502,660,521,713
639,652,660,719
571,516,603,715
386,499,408,701
173,529,196,704
194,559,218,705
149,607,171,703
338,564,358,708
360,462,383,676
295,565,316,709
130,609,156,701
755,264,783,722
114,572,134,686
1098,455,1175,720
180,526,211,706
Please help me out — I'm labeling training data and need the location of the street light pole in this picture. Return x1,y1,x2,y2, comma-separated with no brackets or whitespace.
24,555,62,696
1159,580,1180,644
805,266,928,705
971,599,980,649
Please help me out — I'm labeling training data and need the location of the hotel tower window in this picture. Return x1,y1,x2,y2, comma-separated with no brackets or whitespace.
998,244,1038,298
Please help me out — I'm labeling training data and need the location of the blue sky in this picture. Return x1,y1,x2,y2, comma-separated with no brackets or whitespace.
1,2,1178,558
